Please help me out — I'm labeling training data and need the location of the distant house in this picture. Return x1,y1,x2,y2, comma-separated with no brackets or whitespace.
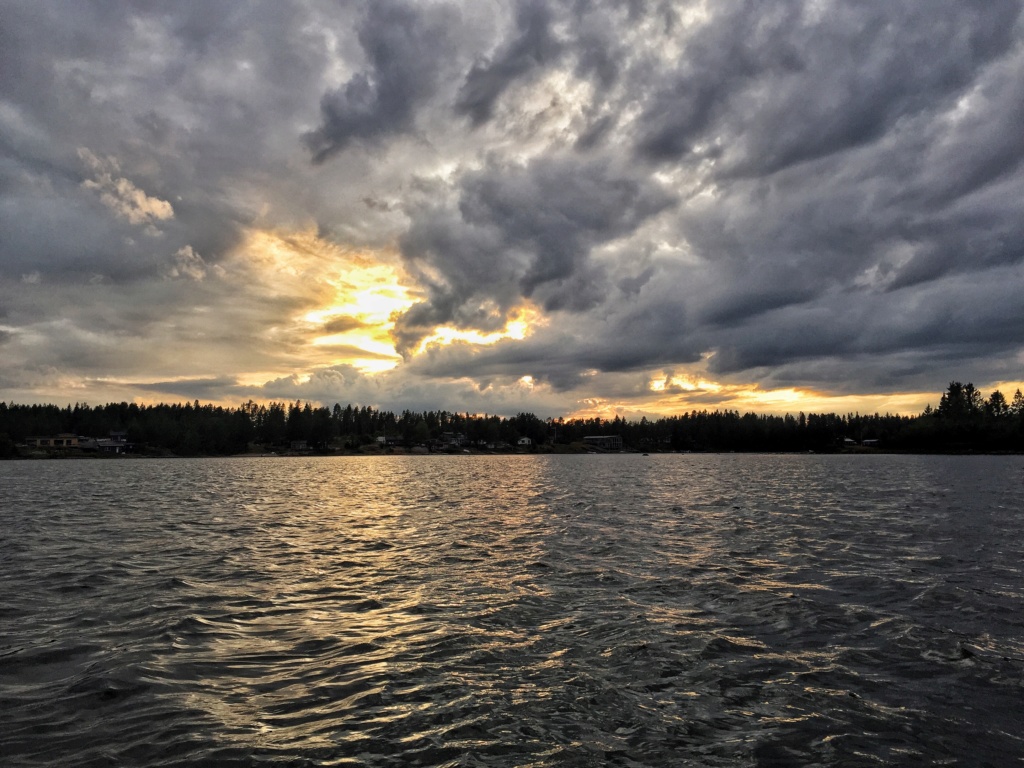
96,431,134,454
439,432,467,448
517,436,532,447
583,435,622,451
96,439,129,454
25,433,80,448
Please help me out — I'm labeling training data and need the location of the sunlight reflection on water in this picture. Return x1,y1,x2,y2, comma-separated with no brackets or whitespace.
1,454,1023,766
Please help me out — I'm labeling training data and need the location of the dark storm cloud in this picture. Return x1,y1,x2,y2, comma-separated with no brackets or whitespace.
461,159,673,299
305,0,1022,397
635,0,1021,174
392,154,676,354
304,0,459,163
406,290,704,393
699,284,818,328
652,0,1024,385
454,0,562,125
706,260,1024,391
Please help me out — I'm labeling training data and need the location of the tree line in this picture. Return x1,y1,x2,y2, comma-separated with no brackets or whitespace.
1,381,1022,457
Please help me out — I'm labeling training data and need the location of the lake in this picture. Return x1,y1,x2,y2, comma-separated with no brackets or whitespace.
1,454,1022,766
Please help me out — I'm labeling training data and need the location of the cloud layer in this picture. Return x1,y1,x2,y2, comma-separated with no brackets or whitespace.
1,1,1022,414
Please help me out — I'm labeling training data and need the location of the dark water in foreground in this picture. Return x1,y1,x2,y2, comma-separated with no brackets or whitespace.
1,454,1022,767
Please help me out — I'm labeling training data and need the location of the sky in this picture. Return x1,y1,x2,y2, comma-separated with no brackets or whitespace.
2,1,1023,419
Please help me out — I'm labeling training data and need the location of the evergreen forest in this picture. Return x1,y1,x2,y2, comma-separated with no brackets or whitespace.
1,381,1022,458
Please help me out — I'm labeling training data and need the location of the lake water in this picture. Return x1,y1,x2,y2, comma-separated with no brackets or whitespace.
1,454,1022,767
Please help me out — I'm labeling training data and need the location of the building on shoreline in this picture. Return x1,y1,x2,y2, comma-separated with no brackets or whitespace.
22,431,133,454
583,435,623,451
25,433,80,448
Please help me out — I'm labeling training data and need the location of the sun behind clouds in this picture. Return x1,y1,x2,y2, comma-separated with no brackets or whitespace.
240,228,541,376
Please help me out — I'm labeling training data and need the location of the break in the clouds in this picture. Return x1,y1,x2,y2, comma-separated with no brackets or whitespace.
1,0,1023,416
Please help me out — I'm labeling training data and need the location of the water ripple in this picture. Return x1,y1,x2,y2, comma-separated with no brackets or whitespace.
2,454,1023,766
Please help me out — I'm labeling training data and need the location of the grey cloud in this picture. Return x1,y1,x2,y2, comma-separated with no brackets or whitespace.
462,158,674,296
252,363,573,418
574,114,616,151
617,265,655,296
454,1,562,125
707,261,1024,391
404,283,703,392
669,44,1024,351
406,335,591,392
393,155,676,354
888,213,1024,291
304,1,458,162
134,377,241,398
0,1,325,283
708,306,857,374
580,297,699,373
637,1,1022,175
322,315,371,334
0,167,243,284
0,179,149,281
698,282,819,328
570,5,628,91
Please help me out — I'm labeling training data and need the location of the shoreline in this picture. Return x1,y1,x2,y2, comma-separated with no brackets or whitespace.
5,446,1022,461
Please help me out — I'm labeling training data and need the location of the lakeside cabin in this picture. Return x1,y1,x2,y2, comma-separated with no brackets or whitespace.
23,431,132,454
583,435,623,451
25,433,80,448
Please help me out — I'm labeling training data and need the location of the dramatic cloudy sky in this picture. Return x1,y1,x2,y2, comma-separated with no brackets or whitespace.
2,1,1023,417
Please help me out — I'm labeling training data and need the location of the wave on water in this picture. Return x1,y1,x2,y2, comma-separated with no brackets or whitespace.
1,454,1022,766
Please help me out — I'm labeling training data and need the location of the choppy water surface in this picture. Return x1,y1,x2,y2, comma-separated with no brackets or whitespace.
2,454,1023,767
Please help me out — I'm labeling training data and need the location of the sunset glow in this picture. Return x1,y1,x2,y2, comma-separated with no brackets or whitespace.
570,384,943,421
234,229,417,373
416,306,541,353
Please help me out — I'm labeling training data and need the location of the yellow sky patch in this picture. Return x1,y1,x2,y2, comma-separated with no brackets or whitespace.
231,228,414,373
414,306,540,354
573,381,941,421
236,228,543,376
